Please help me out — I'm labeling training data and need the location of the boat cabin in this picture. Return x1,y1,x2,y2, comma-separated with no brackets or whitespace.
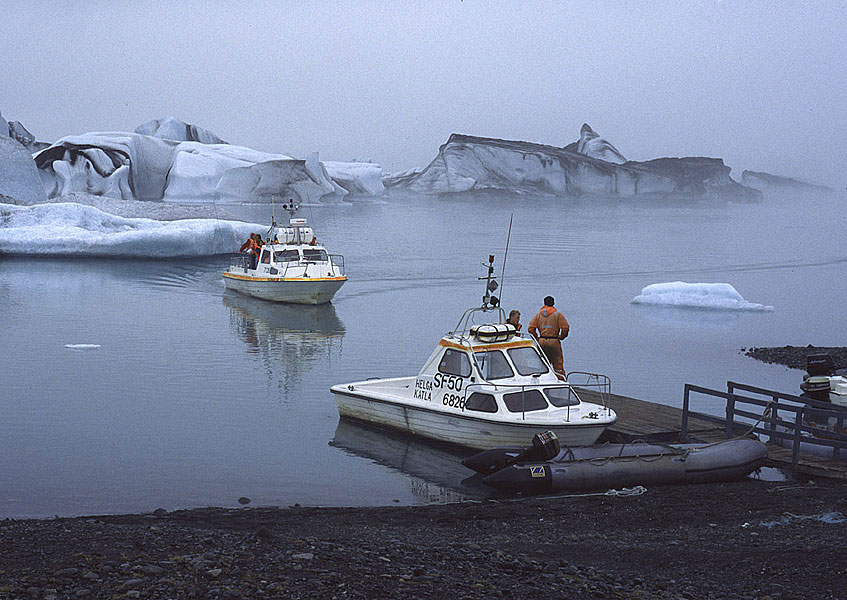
413,323,583,416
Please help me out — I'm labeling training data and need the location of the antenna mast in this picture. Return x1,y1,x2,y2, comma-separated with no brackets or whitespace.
499,213,513,307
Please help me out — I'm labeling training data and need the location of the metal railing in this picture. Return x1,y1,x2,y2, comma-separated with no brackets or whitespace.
567,371,612,413
228,253,345,277
682,381,847,472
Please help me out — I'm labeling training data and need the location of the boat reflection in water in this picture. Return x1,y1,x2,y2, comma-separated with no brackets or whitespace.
224,291,345,391
330,418,494,503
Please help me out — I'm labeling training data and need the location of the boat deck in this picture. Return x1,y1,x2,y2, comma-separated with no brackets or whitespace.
578,387,847,481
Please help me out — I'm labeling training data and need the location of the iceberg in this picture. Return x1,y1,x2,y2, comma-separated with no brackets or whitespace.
630,282,774,311
741,170,834,195
568,123,627,164
34,132,343,204
135,117,227,144
385,128,760,200
0,132,48,205
323,160,385,196
0,202,263,257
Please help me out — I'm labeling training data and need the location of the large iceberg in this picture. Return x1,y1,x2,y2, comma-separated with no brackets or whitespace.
385,128,760,200
0,202,262,257
0,132,48,205
34,132,345,204
135,117,227,144
631,282,774,311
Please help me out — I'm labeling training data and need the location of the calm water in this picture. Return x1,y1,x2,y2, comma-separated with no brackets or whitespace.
1,191,844,517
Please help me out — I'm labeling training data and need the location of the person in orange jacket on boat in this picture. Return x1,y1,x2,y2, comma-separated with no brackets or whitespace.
506,309,522,331
239,234,262,269
528,296,570,375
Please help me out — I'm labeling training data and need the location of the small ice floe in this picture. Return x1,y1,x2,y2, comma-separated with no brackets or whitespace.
760,511,847,528
64,344,101,350
631,282,774,311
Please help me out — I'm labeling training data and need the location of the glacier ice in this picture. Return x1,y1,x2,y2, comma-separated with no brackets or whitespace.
630,282,774,311
323,160,385,196
385,129,760,200
741,170,833,195
574,123,627,164
0,202,263,257
135,117,227,144
32,124,382,203
34,132,343,205
0,133,48,205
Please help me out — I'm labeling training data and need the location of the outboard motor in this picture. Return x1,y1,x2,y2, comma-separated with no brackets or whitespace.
801,353,835,402
462,431,561,475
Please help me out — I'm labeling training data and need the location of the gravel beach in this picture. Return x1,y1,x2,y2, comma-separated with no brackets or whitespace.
2,478,846,600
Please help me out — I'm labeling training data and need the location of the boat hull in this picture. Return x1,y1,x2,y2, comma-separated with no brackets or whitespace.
332,387,611,451
481,439,769,492
223,273,346,305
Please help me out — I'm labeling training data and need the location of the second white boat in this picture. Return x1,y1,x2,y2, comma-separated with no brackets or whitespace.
331,256,617,450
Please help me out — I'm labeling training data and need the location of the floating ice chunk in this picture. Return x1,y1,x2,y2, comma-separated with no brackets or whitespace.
64,344,101,350
0,202,263,258
631,282,774,311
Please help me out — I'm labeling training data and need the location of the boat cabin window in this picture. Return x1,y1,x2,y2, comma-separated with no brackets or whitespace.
438,348,472,377
473,350,514,380
503,389,548,413
260,249,271,264
274,249,300,263
544,387,580,407
302,248,328,262
506,347,550,376
465,392,498,413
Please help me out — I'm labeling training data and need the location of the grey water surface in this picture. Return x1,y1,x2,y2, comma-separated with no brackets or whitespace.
1,192,844,517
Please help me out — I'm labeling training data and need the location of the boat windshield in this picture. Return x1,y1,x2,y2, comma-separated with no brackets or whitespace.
503,389,548,413
274,249,300,263
544,386,580,407
506,347,550,376
302,248,328,262
474,350,514,380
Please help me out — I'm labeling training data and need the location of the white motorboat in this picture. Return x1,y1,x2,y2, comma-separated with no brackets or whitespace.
330,256,617,450
223,203,346,305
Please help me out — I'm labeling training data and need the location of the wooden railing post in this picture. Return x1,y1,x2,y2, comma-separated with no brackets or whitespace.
725,385,736,439
791,407,804,474
681,385,690,442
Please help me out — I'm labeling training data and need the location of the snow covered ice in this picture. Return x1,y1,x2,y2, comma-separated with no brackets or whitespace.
385,130,759,199
0,202,263,257
33,121,385,204
631,282,774,311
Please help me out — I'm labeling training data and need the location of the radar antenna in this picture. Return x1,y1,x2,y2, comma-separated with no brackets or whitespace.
480,254,500,309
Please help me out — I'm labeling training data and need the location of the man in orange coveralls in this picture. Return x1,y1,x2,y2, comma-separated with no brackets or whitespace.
239,233,262,269
528,296,570,375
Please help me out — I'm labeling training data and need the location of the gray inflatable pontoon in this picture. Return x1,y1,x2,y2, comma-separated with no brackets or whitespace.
475,438,769,493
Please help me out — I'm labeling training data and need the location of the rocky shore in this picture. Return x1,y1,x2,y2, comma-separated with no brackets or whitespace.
744,346,847,371
2,479,846,600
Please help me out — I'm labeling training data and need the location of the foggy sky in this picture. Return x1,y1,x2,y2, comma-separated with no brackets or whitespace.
3,1,845,186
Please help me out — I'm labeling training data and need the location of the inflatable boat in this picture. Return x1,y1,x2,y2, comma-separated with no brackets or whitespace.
464,433,768,493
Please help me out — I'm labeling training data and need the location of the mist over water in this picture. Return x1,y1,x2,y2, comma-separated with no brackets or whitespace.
0,191,844,517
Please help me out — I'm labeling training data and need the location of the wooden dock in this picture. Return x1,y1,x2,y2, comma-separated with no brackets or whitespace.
577,387,847,481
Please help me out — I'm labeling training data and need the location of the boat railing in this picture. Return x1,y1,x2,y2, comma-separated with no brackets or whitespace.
330,254,345,276
230,254,252,271
566,371,613,412
462,377,589,423
450,306,507,335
